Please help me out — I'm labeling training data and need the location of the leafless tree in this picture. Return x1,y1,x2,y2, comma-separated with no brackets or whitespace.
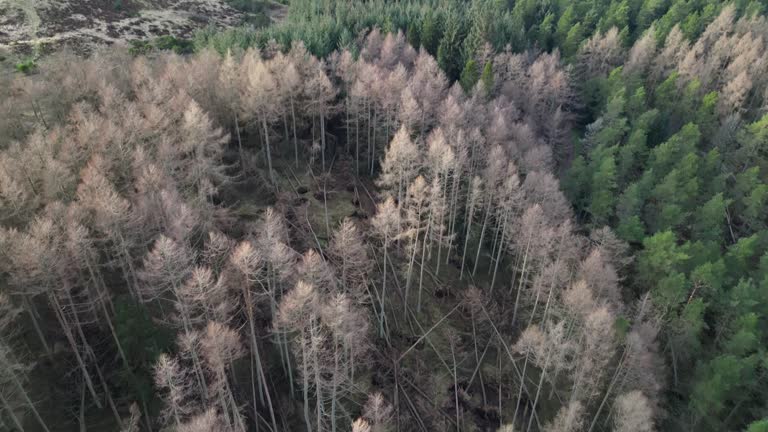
378,126,421,205
154,353,195,428
372,197,400,334
614,391,655,432
200,321,247,432
328,218,372,303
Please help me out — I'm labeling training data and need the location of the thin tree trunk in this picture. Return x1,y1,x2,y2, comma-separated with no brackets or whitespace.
380,236,388,336
370,111,378,176
489,211,509,294
301,329,313,432
472,197,493,276
284,112,290,147
177,300,209,400
224,374,247,432
263,117,275,184
331,338,339,432
435,174,449,274
525,347,554,432
312,323,323,432
244,287,278,432
450,338,460,430
50,294,101,408
460,192,476,280
0,378,33,432
586,349,629,432
80,383,87,432
86,260,128,367
355,108,360,174
291,98,298,167
512,352,529,428
23,296,51,355
418,213,432,312
511,237,532,324
235,113,245,173
321,111,327,172
63,289,121,425
445,171,462,264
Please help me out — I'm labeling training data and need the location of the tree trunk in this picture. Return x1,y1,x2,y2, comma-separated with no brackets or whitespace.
489,211,509,295
512,351,530,428
331,338,339,432
380,236,388,336
291,98,298,168
370,111,378,176
472,197,493,276
235,113,245,173
50,293,101,408
243,286,278,432
525,349,553,432
445,171,462,264
312,322,323,432
418,211,432,312
355,107,360,174
511,235,533,324
301,329,313,432
263,117,275,184
460,192,476,280
320,111,327,172
0,366,50,432
63,289,121,425
23,296,51,355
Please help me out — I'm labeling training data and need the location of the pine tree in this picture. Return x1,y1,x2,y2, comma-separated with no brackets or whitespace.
480,61,494,96
460,59,480,92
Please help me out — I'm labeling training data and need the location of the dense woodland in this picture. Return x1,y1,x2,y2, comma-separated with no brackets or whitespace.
1,0,768,431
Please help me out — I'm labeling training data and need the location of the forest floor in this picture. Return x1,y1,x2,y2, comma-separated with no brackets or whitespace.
16,130,542,431
0,0,286,54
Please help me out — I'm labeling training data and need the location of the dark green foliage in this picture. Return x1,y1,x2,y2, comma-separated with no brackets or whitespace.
15,58,37,74
130,36,194,56
459,59,479,92
748,420,768,432
191,0,720,67
437,11,464,80
113,297,174,404
480,61,493,95
561,5,768,428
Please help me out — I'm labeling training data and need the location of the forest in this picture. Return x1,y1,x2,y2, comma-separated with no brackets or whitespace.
0,0,767,431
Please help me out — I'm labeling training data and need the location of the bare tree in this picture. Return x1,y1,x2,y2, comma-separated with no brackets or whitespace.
200,321,247,432
624,26,657,77
242,51,280,184
577,248,622,312
578,27,625,79
363,392,393,432
229,240,279,432
378,125,421,205
0,295,50,432
276,280,318,432
305,62,338,172
154,353,195,428
542,401,584,432
372,196,400,333
120,403,142,432
352,418,373,432
614,391,655,432
328,218,372,302
178,408,226,432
